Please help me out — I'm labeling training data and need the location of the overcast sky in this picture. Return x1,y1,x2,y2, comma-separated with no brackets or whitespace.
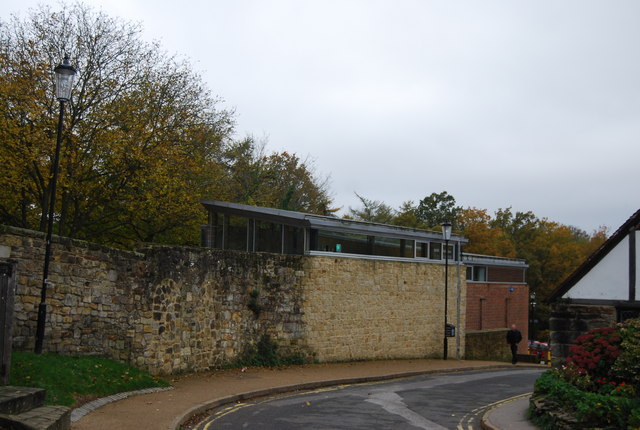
3,1,639,234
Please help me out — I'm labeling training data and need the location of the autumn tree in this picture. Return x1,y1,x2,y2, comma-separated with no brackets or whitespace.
222,138,333,214
393,201,426,229
0,3,238,247
456,208,516,257
348,193,396,223
416,191,462,228
0,3,333,247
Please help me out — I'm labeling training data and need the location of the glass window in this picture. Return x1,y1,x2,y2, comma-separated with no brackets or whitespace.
475,266,487,281
416,242,428,258
466,266,487,282
401,239,414,258
226,215,248,251
373,237,411,258
256,221,282,253
430,242,442,260
312,230,413,258
315,230,370,253
283,225,305,254
445,243,455,260
212,213,223,249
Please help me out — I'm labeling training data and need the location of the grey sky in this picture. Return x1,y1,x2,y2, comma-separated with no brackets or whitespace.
3,1,639,233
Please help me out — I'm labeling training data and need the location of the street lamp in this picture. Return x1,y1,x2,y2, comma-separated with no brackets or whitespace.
441,220,452,360
35,56,77,354
530,291,537,342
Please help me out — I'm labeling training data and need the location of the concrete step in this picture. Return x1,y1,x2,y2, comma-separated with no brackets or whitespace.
0,386,45,415
0,405,70,430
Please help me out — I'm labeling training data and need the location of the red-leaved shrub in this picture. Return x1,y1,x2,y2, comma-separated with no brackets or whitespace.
566,327,622,378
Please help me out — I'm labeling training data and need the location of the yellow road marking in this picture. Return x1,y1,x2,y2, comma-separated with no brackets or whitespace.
456,392,532,429
197,385,355,428
202,403,251,429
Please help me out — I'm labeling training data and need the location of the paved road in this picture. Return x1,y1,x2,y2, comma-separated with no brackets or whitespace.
191,368,545,429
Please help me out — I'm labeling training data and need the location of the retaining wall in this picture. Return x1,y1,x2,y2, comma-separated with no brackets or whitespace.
465,329,511,362
1,225,466,374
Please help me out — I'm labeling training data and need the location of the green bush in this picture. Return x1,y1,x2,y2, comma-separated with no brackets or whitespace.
532,321,640,429
534,370,640,428
236,334,305,368
612,318,640,386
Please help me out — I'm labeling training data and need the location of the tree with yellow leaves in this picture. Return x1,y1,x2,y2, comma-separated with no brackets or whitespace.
0,3,333,248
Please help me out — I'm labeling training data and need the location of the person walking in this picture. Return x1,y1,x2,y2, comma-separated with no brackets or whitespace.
506,324,522,364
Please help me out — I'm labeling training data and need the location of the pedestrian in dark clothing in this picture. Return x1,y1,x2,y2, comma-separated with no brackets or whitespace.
506,324,522,364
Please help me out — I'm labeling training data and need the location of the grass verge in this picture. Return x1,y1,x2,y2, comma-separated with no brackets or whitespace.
9,351,170,407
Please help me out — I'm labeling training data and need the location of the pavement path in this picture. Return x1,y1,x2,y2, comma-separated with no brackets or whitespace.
482,394,540,430
70,359,545,430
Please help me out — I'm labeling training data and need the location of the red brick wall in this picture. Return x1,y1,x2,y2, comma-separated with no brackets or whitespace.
487,267,525,283
466,283,529,354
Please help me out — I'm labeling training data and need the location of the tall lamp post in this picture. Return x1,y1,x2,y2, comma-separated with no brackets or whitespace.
35,56,77,354
530,291,537,342
441,221,452,360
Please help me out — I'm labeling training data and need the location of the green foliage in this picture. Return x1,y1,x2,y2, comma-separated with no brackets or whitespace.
612,318,640,386
223,139,334,216
533,322,640,429
348,193,396,224
534,369,640,428
0,3,233,247
235,335,305,368
0,3,334,249
9,351,169,407
392,201,426,229
416,191,461,228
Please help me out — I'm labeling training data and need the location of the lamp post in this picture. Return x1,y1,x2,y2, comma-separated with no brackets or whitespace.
35,56,77,354
441,221,452,360
530,291,537,342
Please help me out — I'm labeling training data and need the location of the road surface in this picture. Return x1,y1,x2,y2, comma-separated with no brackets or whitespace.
191,367,545,429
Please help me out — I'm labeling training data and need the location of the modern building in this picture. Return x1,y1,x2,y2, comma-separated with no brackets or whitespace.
201,200,467,261
201,200,530,358
463,253,529,353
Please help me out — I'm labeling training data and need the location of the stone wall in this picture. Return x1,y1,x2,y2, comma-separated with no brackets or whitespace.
549,302,617,366
301,256,466,361
1,225,466,374
465,329,510,362
1,226,307,375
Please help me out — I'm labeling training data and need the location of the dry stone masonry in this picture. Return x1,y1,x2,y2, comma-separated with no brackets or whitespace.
1,225,465,375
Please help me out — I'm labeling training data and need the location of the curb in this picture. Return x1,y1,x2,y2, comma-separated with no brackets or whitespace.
71,386,174,422
480,392,532,430
169,364,543,430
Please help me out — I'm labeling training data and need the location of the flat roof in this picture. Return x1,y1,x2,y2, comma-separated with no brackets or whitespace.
462,253,528,268
202,200,468,243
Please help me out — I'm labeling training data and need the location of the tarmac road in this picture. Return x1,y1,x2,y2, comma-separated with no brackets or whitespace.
192,368,545,430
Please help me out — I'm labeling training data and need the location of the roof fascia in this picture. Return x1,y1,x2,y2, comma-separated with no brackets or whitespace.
461,253,528,268
202,200,309,227
306,216,466,243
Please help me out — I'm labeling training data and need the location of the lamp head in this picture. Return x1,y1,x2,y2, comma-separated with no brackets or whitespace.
54,55,77,101
441,221,452,241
